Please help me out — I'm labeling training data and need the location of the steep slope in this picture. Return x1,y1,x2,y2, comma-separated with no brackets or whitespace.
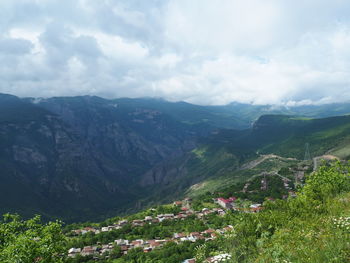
141,114,350,202
0,95,201,221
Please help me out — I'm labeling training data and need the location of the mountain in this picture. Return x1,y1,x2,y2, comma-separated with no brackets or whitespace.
2,93,350,222
221,101,350,123
0,94,207,221
141,114,350,202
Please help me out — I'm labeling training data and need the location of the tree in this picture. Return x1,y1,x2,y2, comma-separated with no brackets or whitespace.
301,161,350,202
0,214,66,263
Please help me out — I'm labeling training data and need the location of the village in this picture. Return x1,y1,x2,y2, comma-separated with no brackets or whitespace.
68,197,263,259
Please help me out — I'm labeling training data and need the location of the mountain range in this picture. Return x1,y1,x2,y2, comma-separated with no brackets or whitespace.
1,93,350,222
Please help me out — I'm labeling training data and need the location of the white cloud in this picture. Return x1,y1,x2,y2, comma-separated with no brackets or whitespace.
85,31,149,61
1,0,350,105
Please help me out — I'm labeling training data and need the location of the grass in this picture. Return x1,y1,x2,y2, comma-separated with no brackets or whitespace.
255,193,350,263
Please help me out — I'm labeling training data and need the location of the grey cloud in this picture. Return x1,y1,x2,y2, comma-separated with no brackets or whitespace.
0,37,33,54
1,0,350,105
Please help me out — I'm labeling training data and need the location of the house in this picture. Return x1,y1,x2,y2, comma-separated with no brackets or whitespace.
144,216,153,221
68,248,81,258
155,239,167,244
173,201,183,206
181,236,196,242
115,239,129,246
143,247,152,253
157,213,174,222
81,227,97,234
81,246,98,256
118,220,128,226
147,240,162,248
101,227,109,232
132,220,144,227
183,259,196,263
173,232,186,239
131,240,144,248
189,232,204,240
217,209,226,216
203,229,215,235
206,253,232,262
101,244,113,254
164,213,175,219
217,198,233,209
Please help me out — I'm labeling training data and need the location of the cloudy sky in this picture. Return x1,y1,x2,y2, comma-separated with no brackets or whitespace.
1,0,350,105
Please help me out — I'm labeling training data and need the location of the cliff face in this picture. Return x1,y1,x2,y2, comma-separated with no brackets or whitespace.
0,94,199,221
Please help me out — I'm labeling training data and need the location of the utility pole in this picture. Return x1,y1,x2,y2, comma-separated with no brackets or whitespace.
304,143,311,161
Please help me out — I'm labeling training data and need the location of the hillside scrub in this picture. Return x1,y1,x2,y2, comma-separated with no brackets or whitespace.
218,161,350,263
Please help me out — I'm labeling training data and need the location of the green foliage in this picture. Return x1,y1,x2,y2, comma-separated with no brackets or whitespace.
217,162,350,262
301,161,350,202
0,214,66,263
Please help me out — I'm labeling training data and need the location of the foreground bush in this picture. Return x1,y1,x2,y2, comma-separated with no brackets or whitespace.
0,214,66,263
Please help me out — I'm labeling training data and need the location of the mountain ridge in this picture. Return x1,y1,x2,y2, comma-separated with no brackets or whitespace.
2,93,350,222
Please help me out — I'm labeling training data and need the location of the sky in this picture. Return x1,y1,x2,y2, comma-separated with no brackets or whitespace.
1,0,350,105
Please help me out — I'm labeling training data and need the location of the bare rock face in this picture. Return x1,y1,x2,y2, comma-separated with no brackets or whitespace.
12,146,47,164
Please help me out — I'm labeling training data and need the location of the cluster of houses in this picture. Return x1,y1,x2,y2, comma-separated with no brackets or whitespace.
71,219,129,236
68,197,263,259
71,206,229,237
68,225,234,258
71,196,263,237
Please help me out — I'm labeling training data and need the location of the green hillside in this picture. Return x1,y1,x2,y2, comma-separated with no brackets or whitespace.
145,114,350,201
